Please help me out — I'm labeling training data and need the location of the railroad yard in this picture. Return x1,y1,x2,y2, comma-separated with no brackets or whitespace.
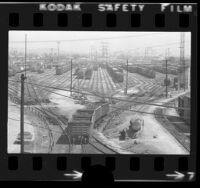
8,31,191,154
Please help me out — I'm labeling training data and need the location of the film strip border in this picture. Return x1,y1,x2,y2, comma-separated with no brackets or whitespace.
0,3,197,182
9,12,191,28
0,3,197,30
1,155,194,181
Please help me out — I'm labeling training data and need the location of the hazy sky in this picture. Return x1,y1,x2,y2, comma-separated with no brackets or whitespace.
9,31,191,57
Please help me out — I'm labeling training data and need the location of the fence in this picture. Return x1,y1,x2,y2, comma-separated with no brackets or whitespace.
91,103,109,129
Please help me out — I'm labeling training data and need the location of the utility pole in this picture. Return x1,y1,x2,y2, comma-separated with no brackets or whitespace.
57,41,60,65
78,66,80,97
20,74,25,153
165,48,169,98
178,32,185,92
24,34,27,78
181,32,185,91
50,48,53,67
125,59,128,95
165,59,168,98
70,59,73,96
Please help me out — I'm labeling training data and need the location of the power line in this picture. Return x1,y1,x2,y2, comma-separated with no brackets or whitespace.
27,78,71,149
110,106,189,120
9,79,190,110
9,33,171,44
8,117,63,134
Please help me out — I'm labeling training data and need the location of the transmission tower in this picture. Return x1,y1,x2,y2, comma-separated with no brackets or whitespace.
101,41,109,63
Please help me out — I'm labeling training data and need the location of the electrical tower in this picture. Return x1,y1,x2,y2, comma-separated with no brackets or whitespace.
101,41,109,63
90,46,96,61
178,32,187,91
144,47,152,60
144,47,148,60
57,41,60,65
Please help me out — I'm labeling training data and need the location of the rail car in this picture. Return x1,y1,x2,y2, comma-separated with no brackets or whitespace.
47,64,52,69
29,62,45,73
55,64,69,75
69,104,110,144
74,68,84,79
93,65,98,70
69,109,94,144
76,109,94,115
152,66,178,75
30,64,37,72
136,67,155,78
77,71,84,79
163,78,171,86
173,77,178,89
84,68,93,80
106,65,124,83
122,65,156,79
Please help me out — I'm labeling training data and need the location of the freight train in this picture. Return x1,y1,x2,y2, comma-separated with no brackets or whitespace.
69,103,110,144
74,67,93,80
29,62,45,73
106,65,124,83
152,66,178,75
74,68,84,79
84,68,93,80
55,64,69,75
123,66,156,79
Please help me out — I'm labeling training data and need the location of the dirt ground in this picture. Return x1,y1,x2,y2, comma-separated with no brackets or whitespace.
7,100,50,153
99,91,190,154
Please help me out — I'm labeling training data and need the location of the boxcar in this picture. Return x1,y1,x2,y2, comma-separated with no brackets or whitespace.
84,68,92,80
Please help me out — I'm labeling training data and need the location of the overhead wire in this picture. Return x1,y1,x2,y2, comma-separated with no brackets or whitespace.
8,117,63,134
9,33,170,44
10,79,190,111
8,78,190,111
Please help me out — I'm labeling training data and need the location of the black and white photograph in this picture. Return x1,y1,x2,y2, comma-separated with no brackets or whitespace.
8,31,191,154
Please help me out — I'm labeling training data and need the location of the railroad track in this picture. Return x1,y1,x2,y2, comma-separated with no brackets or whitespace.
154,108,190,153
89,136,118,154
28,78,72,153
80,136,118,154
8,66,174,154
